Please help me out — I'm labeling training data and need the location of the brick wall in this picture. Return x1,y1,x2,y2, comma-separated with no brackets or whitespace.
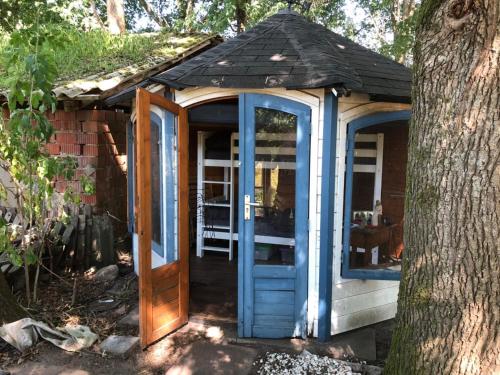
47,109,129,235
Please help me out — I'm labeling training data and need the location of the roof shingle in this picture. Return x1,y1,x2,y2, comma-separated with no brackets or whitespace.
152,11,411,101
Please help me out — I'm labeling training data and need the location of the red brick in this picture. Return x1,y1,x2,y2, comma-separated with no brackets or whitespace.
55,110,76,121
56,132,77,144
51,120,63,130
81,194,97,205
60,144,81,155
82,121,99,132
55,181,67,192
83,145,98,156
78,156,98,168
104,111,116,122
77,132,98,145
46,143,60,155
64,121,80,131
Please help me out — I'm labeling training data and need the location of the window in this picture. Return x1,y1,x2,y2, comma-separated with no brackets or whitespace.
342,111,410,280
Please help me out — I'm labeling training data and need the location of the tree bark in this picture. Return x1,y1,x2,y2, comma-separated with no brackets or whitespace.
107,0,126,34
385,0,499,374
0,272,26,324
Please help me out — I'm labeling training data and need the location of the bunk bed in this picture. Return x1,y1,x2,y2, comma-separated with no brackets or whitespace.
196,131,296,261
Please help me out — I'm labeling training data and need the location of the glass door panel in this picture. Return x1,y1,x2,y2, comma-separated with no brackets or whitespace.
253,108,297,266
239,93,311,339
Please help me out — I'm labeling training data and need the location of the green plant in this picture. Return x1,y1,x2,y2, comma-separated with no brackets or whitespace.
0,12,85,305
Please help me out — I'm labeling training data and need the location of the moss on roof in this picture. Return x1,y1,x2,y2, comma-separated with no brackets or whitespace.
0,31,212,90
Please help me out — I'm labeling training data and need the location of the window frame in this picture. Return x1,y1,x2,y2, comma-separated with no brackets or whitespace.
341,110,411,281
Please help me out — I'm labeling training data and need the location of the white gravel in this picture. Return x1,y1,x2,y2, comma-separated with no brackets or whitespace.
254,350,361,375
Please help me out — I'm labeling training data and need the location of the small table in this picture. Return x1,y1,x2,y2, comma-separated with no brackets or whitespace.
350,226,391,266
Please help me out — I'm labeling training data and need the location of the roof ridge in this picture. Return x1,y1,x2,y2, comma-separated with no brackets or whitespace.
281,14,363,89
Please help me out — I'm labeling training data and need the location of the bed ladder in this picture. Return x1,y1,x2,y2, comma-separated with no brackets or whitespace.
196,132,236,261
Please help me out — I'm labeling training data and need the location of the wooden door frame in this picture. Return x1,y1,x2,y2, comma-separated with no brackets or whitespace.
136,88,189,347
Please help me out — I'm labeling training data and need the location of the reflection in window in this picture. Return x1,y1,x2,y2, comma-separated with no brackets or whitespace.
253,108,297,266
348,124,408,272
151,117,163,256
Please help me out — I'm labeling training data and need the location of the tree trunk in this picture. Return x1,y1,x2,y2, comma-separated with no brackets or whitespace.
89,0,105,29
139,0,170,29
385,0,499,374
107,0,126,34
0,272,26,324
235,0,248,34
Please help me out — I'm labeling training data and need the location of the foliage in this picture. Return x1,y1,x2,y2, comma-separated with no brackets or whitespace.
0,10,82,304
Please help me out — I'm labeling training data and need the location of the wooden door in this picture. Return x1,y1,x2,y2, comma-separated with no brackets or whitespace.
136,88,189,347
238,94,311,338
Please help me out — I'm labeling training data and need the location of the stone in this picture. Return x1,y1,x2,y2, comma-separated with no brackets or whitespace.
94,265,119,282
118,306,139,327
99,335,139,358
324,327,377,361
0,370,11,375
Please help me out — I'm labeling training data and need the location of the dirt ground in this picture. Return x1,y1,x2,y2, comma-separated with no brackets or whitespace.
0,244,393,374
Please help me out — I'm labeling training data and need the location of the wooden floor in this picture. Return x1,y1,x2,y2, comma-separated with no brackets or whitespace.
189,247,237,323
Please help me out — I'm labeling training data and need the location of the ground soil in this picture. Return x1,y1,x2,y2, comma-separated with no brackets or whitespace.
1,245,394,374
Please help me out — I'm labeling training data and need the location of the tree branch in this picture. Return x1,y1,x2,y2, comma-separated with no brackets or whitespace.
138,0,171,28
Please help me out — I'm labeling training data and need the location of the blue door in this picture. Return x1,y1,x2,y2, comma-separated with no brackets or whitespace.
238,94,311,338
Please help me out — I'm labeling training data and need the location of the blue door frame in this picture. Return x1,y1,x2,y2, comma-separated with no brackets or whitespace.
238,93,311,338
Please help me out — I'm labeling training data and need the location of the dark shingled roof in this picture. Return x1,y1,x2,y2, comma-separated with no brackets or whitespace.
152,10,411,101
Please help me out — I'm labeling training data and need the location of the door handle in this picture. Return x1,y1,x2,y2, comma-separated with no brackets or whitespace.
244,194,258,220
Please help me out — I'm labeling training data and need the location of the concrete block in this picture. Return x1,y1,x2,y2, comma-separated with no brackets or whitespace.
99,335,139,358
118,306,139,327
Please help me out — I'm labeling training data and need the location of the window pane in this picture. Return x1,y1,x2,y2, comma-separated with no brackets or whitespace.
347,124,408,272
253,107,297,266
151,117,163,256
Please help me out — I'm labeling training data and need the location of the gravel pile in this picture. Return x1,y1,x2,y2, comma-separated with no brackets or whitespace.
254,350,361,375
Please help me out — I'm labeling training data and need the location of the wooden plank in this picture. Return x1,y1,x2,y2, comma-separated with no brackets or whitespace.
252,325,295,338
353,164,377,173
152,261,179,283
253,265,296,279
354,134,378,142
254,314,296,326
136,88,153,347
152,299,179,331
353,149,377,158
148,91,180,115
332,286,399,317
254,302,295,316
152,274,178,295
178,106,190,326
234,146,296,155
233,133,296,141
255,290,294,305
153,285,179,308
254,278,295,291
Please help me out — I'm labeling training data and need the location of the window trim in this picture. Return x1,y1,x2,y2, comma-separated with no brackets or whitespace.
341,110,411,281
